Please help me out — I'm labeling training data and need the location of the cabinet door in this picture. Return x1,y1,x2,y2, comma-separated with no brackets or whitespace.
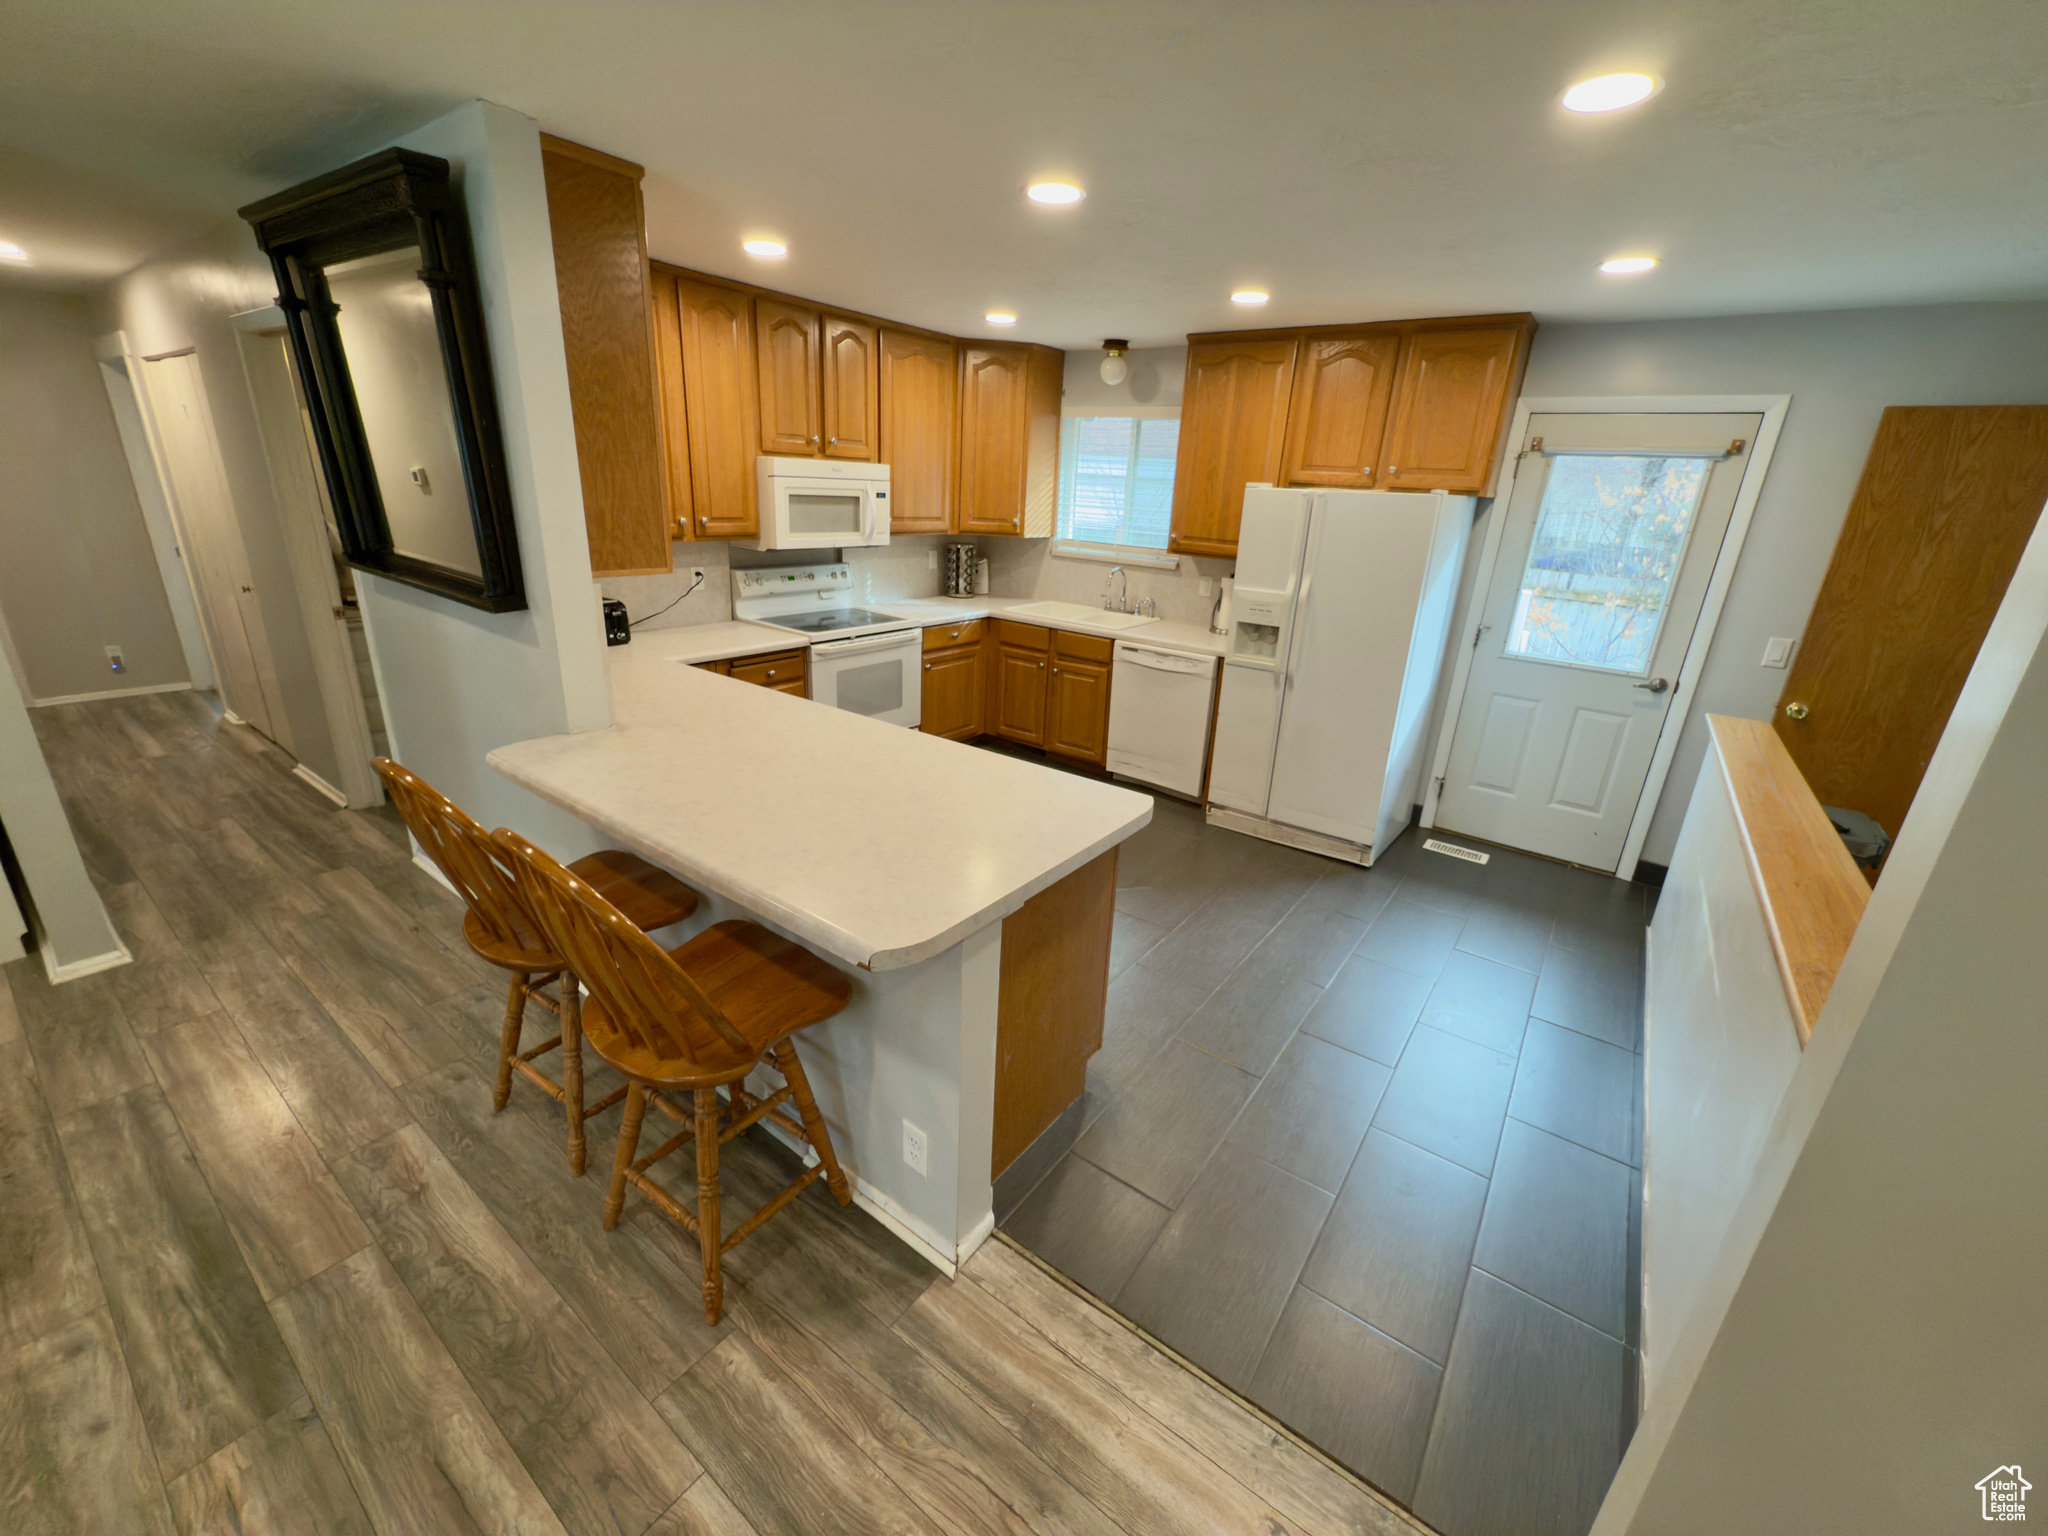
673,274,760,539
821,314,879,461
1169,337,1300,557
957,346,1030,534
880,330,958,533
991,630,1050,744
920,644,982,739
1281,331,1402,489
650,270,693,540
1379,322,1532,494
756,297,822,456
1046,656,1111,765
541,138,671,576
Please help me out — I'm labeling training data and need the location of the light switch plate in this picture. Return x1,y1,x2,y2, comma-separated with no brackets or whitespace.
927,549,937,570
1198,577,1214,597
1761,636,1796,669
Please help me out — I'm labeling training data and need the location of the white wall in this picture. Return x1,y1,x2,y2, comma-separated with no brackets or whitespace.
1596,507,2048,1534
0,287,189,701
1516,298,2048,866
105,222,344,788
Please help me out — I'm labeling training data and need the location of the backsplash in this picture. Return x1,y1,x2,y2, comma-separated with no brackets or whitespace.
601,534,1238,633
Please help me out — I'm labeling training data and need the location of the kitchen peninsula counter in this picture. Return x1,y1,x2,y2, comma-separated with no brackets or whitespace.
488,627,1152,1270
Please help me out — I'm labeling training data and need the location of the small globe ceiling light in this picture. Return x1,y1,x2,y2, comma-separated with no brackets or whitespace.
1099,339,1131,386
1026,181,1085,205
985,311,1018,326
1598,255,1658,275
742,238,787,258
0,240,29,264
1563,72,1660,113
1231,289,1270,306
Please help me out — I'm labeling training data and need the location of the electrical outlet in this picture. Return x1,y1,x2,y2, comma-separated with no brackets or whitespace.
1198,577,1214,597
688,567,706,587
901,1119,928,1176
104,645,125,673
1761,636,1796,669
926,549,938,570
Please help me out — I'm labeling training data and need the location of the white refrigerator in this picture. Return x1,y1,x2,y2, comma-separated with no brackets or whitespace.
1207,486,1474,864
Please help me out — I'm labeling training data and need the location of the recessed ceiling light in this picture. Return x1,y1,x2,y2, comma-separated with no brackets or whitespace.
1599,255,1659,275
1563,73,1660,113
1231,290,1270,306
0,241,28,264
741,238,787,258
1025,182,1085,205
985,311,1018,326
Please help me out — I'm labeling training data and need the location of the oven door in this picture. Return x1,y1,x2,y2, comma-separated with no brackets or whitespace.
807,629,921,727
757,476,887,550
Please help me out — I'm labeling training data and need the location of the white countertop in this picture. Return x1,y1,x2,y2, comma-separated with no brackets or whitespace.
633,597,1228,662
489,625,1154,972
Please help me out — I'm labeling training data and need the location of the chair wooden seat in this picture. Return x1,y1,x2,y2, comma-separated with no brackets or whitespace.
578,919,852,1089
491,827,854,1326
373,758,700,1175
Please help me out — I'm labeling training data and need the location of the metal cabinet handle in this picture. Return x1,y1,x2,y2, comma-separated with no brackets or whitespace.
766,669,777,678
1784,701,1810,720
828,436,838,445
1038,661,1045,669
924,662,932,671
1633,677,1670,693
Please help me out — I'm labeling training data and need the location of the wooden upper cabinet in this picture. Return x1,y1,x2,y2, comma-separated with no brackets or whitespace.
756,298,822,457
879,329,957,533
958,343,1062,537
539,136,670,576
666,269,760,540
1281,330,1402,489
957,346,1029,535
821,314,879,460
1379,320,1534,495
1169,337,1300,557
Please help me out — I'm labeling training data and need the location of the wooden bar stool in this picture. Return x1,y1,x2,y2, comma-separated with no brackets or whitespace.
373,759,699,1174
491,827,853,1325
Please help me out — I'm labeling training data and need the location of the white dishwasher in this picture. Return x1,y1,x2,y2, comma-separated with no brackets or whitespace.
1106,641,1220,798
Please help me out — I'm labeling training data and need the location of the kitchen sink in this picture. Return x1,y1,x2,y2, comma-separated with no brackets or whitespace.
1007,600,1159,632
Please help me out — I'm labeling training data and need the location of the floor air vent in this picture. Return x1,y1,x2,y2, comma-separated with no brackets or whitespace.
1423,838,1490,864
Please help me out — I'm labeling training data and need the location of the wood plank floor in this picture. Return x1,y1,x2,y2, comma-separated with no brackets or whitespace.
4,690,1423,1536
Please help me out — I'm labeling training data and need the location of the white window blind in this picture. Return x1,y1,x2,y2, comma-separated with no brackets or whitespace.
1057,416,1179,551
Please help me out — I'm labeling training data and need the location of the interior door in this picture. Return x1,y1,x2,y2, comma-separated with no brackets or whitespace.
143,350,290,745
1436,412,1761,870
1773,406,2048,844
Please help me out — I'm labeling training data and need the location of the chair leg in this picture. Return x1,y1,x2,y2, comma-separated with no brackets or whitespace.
493,971,528,1112
562,973,586,1177
695,1087,725,1326
604,1082,647,1231
774,1039,851,1207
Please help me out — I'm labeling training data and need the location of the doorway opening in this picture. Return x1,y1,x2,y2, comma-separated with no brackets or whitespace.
1425,399,1788,874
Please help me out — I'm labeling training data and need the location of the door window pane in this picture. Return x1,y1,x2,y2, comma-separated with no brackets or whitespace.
1504,454,1712,674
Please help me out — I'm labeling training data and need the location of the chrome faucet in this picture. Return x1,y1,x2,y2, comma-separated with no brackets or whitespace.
1104,566,1129,613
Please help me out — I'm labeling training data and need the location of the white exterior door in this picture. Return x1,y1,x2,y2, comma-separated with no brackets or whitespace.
144,351,291,747
1435,412,1760,870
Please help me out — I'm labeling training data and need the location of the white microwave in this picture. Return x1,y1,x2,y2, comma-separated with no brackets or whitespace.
750,456,891,550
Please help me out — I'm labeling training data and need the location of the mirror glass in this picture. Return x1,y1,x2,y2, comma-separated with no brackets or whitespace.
321,247,480,577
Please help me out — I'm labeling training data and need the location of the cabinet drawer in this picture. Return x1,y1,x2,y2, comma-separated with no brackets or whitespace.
728,650,806,688
1051,629,1114,665
924,618,986,652
995,619,1050,651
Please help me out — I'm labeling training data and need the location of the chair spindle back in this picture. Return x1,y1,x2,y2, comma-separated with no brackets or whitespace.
372,758,549,956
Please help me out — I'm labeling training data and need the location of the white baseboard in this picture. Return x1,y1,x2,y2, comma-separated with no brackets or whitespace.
223,708,246,725
955,1207,997,1266
43,943,134,984
762,1118,966,1277
292,763,350,808
31,680,194,708
412,851,459,897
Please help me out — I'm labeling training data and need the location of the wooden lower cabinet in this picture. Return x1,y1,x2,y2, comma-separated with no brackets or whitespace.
920,619,986,740
990,621,1052,744
1046,632,1114,766
695,648,807,695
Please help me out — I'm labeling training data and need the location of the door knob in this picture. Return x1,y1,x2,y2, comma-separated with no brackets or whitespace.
1633,677,1670,693
1784,701,1810,720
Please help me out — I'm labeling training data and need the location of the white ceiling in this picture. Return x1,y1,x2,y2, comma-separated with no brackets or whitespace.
1,1,2044,344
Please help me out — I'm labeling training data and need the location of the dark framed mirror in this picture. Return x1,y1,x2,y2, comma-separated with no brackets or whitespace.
240,149,526,612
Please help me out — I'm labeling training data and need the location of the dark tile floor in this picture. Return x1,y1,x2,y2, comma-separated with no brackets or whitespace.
999,792,1650,1536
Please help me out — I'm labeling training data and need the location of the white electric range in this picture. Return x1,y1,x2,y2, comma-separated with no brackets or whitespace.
731,565,922,728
